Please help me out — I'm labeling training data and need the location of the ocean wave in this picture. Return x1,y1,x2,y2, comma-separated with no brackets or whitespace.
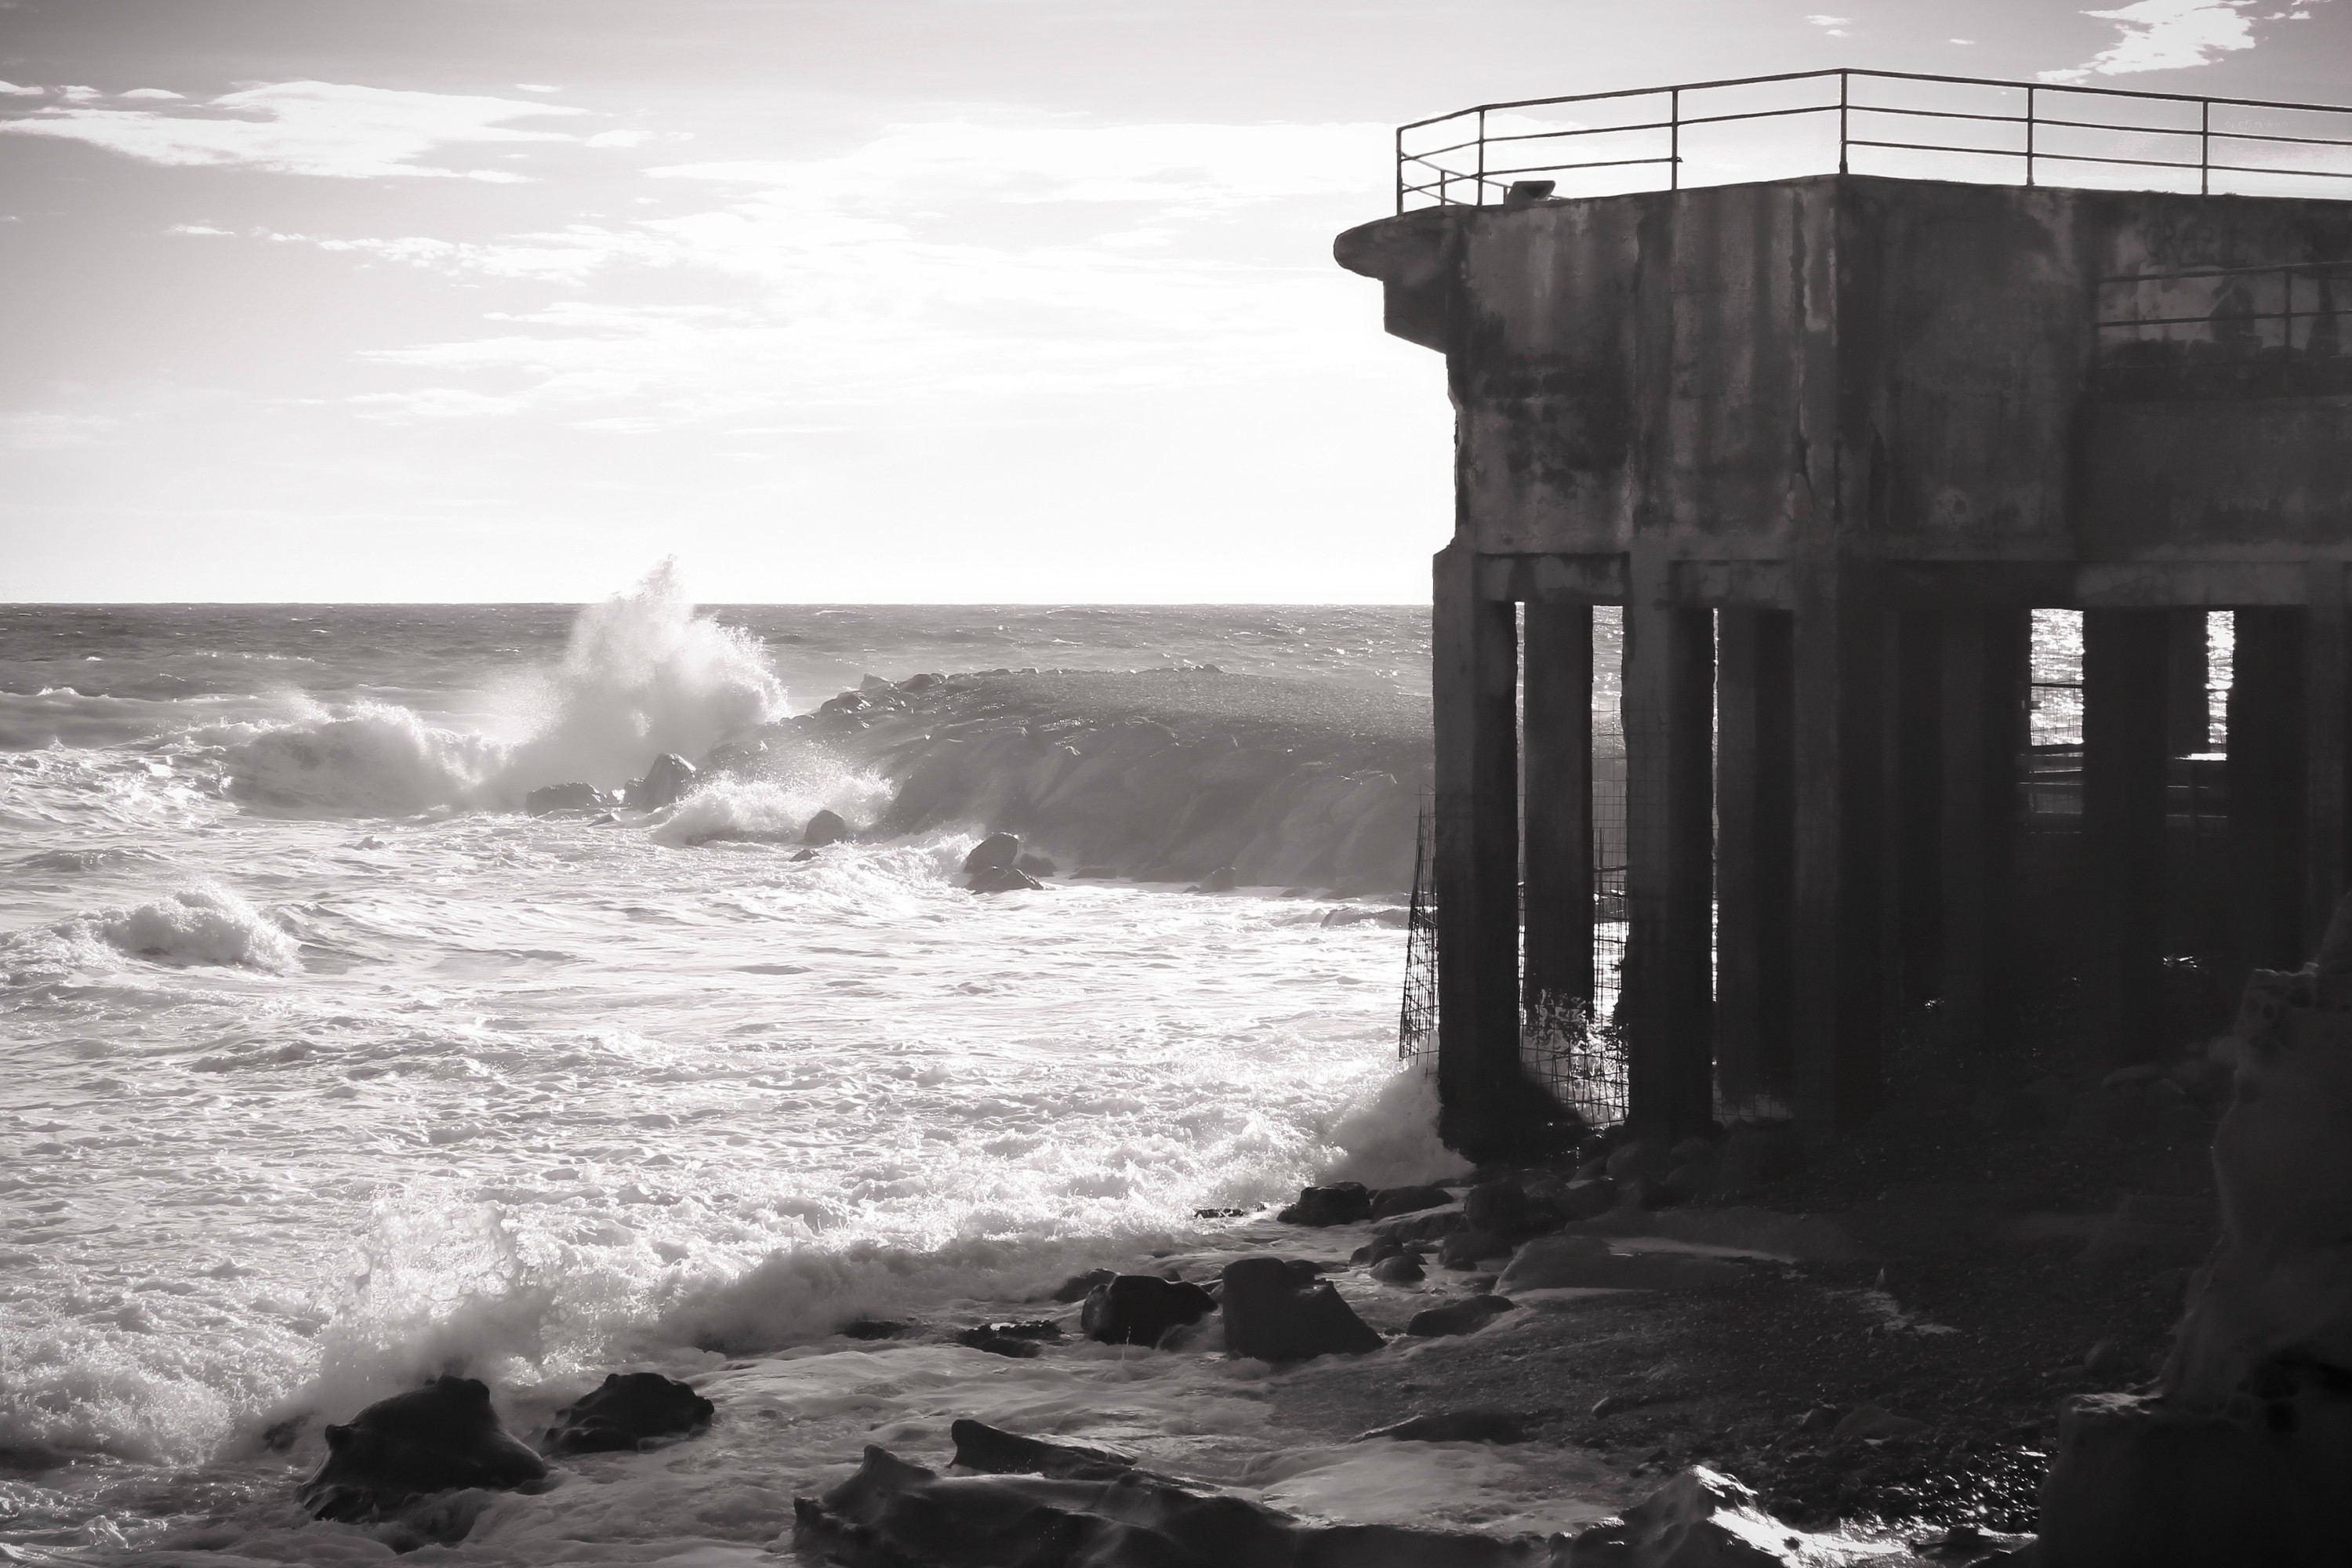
719,667,1432,892
2,884,302,979
217,562,786,818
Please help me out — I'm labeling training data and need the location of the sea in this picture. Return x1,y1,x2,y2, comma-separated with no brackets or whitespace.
0,573,1565,1565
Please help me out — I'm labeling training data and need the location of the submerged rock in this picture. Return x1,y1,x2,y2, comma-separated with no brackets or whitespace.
802,808,850,846
949,1419,1136,1479
1015,851,1058,877
1563,1466,1817,1565
1370,1253,1426,1285
1406,1294,1517,1338
296,1376,546,1524
956,1319,1062,1359
632,753,698,809
524,782,612,815
543,1371,713,1455
1220,1256,1382,1363
793,1443,1552,1567
1080,1275,1217,1348
1494,1236,1747,1294
968,864,1044,894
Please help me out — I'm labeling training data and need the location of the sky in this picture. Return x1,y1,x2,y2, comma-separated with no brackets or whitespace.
2,0,2347,603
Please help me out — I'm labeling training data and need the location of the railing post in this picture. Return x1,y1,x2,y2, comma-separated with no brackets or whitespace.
2201,99,2211,195
2026,85,2036,187
1838,71,1849,174
1476,107,1486,205
1395,125,1405,214
1671,87,1681,190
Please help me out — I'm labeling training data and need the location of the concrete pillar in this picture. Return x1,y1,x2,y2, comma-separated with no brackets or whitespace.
1431,543,1522,1157
2084,610,2172,1067
1621,544,1715,1139
2308,564,2350,942
1791,558,1886,1130
1523,600,1595,1012
2229,608,2307,976
1885,608,1944,1011
1939,607,2029,1054
1715,606,1795,1111
2166,608,2212,756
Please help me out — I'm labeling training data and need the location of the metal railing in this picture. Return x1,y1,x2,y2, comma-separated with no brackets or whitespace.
1398,68,2352,212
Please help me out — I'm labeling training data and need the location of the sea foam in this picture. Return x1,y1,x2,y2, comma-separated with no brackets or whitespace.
3,884,301,978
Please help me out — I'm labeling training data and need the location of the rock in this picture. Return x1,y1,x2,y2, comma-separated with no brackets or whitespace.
1370,1254,1426,1285
1797,1406,1841,1433
790,848,817,862
2040,1387,2352,1566
1463,1180,1534,1236
1668,1135,1716,1167
793,1443,1552,1567
632,753,697,809
802,809,850,846
1606,1138,1673,1185
1369,1183,1454,1220
1073,865,1119,878
1079,1275,1217,1348
2103,1063,2169,1092
1563,1466,1813,1565
2084,1338,2129,1378
1200,866,1239,892
1495,1236,1748,1294
968,865,1044,894
949,1419,1135,1479
1439,1229,1512,1269
840,1318,911,1340
1277,1181,1372,1226
1406,1295,1517,1338
1051,1269,1116,1304
524,782,612,815
956,1319,1062,1359
1656,1162,1718,1205
1374,1207,1468,1244
543,1372,713,1455
1832,1404,1929,1443
962,832,1020,875
1220,1256,1383,1362
297,1376,547,1524
1014,851,1058,877
1559,1176,1617,1221
1356,1408,1529,1444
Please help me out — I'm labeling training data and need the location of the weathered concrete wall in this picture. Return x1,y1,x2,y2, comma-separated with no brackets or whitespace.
1334,175,2352,575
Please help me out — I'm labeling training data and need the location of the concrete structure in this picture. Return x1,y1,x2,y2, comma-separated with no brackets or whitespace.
1341,132,2352,1157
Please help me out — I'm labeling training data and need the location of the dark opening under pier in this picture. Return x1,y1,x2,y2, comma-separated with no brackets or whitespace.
1340,68,2352,1160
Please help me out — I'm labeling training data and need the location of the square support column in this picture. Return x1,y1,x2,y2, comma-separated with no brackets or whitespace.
1523,600,1595,1012
1716,606,1795,1112
1939,607,2029,1054
1621,543,1714,1139
1886,608,1945,1012
2084,610,2172,1068
1431,543,1523,1159
2229,609,2307,977
2308,564,2350,941
1792,558,1886,1131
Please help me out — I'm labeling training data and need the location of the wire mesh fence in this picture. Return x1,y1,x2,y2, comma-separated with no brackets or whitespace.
1519,992,1631,1127
1398,800,1439,1072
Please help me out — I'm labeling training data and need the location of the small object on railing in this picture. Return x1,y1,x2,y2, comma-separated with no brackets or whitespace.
1504,180,1556,208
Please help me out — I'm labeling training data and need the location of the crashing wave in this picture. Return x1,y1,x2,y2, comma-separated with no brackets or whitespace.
2,884,302,978
218,562,785,818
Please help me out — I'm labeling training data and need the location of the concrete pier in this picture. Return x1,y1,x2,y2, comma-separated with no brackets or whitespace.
1341,169,2352,1152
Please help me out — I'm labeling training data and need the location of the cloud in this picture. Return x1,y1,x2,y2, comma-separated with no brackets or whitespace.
120,89,184,101
2041,0,2259,82
0,79,583,180
0,80,42,96
255,119,1397,426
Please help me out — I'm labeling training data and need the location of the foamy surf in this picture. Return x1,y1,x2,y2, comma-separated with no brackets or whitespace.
0,589,1463,1562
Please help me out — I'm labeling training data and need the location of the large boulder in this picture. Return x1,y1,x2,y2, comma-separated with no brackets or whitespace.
1079,1276,1217,1348
2039,892,2352,1566
1406,1294,1517,1338
297,1376,546,1523
543,1371,713,1455
1219,1256,1383,1363
1277,1181,1371,1226
963,832,1020,875
1369,1183,1454,1220
633,753,697,809
802,809,851,847
949,1420,1136,1480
